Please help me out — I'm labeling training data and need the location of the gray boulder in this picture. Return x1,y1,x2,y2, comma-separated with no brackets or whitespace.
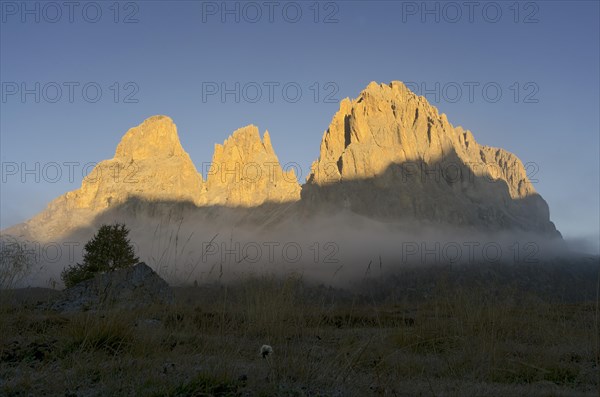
52,262,173,312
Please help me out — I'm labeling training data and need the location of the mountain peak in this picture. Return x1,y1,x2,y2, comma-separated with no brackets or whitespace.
263,130,273,154
115,115,185,161
16,117,205,239
205,125,300,207
4,81,559,241
304,81,558,235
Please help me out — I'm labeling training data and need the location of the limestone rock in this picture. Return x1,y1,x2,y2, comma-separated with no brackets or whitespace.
304,81,558,235
203,125,301,206
71,115,204,210
3,83,559,243
51,262,174,312
12,116,204,240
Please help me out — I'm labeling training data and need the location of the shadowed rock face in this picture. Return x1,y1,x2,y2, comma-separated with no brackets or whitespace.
3,81,559,242
304,81,558,236
51,262,173,312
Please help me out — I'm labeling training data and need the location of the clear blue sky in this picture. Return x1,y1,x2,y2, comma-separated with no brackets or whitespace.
1,1,599,253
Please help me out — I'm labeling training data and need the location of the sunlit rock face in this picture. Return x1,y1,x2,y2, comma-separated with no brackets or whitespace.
6,116,206,240
3,81,560,242
75,115,205,210
304,81,558,235
6,119,301,241
203,125,301,207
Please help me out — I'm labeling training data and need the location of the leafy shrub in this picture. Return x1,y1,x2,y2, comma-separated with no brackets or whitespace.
61,223,139,288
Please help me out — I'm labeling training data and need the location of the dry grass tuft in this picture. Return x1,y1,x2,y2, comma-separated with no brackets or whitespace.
1,267,598,396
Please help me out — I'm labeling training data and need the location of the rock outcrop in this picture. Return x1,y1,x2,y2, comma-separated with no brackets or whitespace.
51,262,173,312
7,118,302,241
12,116,204,240
3,81,560,244
304,81,558,235
203,125,301,206
67,115,205,209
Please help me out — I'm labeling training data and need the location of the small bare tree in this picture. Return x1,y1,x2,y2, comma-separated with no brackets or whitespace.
0,236,37,289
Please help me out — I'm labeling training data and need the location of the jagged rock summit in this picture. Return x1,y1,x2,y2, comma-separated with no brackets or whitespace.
203,125,301,206
115,115,188,160
10,116,204,240
82,115,204,208
304,81,558,235
4,81,560,242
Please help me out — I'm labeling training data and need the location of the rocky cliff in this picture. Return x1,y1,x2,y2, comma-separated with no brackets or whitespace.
304,81,558,235
10,116,205,240
3,81,559,242
77,115,204,209
203,125,301,207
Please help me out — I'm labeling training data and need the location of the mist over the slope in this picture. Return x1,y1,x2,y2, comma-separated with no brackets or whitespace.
2,207,578,288
563,236,600,257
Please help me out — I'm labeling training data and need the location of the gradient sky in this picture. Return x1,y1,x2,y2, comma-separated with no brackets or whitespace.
1,0,599,253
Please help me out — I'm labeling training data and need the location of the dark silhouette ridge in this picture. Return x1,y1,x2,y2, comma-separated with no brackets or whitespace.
302,149,560,237
1,153,577,289
2,150,560,243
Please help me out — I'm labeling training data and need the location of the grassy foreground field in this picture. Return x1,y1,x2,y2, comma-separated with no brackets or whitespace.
1,262,598,396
